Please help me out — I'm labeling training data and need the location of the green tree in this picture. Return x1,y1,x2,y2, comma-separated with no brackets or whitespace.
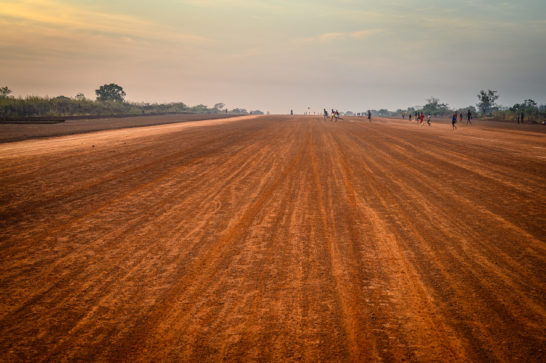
477,90,499,115
0,86,12,97
191,104,209,113
95,83,126,102
422,97,450,116
214,102,225,110
522,99,537,111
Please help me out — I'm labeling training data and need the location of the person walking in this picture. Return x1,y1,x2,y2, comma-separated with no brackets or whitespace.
452,111,458,130
426,114,431,126
419,112,424,125
467,109,472,125
323,108,329,120
459,112,463,123
367,110,372,122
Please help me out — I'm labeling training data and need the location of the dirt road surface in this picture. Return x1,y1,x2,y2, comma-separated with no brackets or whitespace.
1,116,545,361
0,113,242,143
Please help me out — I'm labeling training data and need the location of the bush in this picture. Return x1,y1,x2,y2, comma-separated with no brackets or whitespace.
0,96,224,119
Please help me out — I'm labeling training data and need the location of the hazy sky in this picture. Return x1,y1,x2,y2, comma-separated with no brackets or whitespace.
1,0,545,113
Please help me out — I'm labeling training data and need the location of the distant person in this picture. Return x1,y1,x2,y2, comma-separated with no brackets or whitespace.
426,114,431,126
467,109,472,125
419,112,424,125
402,112,406,119
367,110,371,121
459,112,463,123
290,109,293,116
331,109,338,122
323,108,329,120
452,111,458,130
521,111,525,124
409,113,412,121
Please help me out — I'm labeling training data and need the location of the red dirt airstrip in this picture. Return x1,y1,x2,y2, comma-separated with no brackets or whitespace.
0,115,544,361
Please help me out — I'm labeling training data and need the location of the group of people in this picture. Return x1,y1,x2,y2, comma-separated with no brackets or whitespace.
324,109,371,122
324,109,342,121
318,108,480,130
404,109,473,130
451,110,473,129
407,112,431,126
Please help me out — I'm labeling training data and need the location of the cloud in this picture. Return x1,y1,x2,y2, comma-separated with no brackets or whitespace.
350,29,381,39
319,32,346,41
296,29,382,43
0,0,208,44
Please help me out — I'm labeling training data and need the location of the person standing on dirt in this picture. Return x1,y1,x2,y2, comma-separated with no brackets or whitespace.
452,111,458,130
409,113,412,121
402,111,406,119
419,112,424,125
323,108,329,120
426,114,431,126
467,109,472,125
459,112,463,123
290,109,293,116
367,110,371,122
521,110,525,124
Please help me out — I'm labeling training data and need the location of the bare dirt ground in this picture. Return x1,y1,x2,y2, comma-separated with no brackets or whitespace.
0,113,241,143
0,115,544,362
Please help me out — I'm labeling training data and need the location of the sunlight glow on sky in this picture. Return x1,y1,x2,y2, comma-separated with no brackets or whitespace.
1,0,545,113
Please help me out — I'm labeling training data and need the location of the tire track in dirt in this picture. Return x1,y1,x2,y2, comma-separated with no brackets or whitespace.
335,120,545,361
0,116,544,361
327,125,463,361
0,124,268,314
111,121,309,361
39,125,296,361
0,126,255,238
0,119,298,360
364,126,546,267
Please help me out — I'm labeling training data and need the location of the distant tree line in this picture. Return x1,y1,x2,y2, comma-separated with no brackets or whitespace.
343,90,545,123
0,84,258,119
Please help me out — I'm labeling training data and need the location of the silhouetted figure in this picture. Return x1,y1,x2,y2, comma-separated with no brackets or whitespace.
367,110,371,121
290,109,293,116
452,111,458,130
323,108,328,120
467,110,472,125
